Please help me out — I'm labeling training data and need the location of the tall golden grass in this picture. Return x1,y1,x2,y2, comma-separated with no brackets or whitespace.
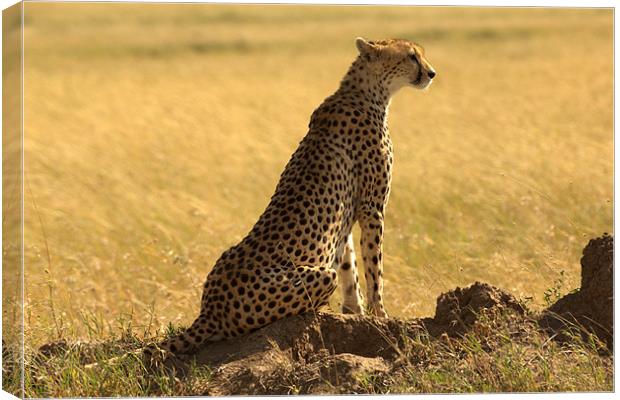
6,4,612,347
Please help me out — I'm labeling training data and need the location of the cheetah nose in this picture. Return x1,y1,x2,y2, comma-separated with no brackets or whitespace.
428,70,436,79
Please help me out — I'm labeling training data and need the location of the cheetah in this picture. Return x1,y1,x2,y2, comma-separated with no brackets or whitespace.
148,37,435,357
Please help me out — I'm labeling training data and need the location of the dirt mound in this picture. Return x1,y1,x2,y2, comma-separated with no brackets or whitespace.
190,312,418,395
539,233,613,350
186,283,525,395
430,281,525,337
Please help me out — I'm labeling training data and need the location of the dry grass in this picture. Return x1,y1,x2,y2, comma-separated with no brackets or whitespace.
2,4,612,394
3,309,612,396
3,330,214,397
362,311,613,394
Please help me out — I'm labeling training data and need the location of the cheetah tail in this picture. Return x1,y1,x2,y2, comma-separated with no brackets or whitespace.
83,317,213,370
147,315,214,356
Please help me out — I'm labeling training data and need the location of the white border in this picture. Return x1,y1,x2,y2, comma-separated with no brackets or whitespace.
0,1,616,399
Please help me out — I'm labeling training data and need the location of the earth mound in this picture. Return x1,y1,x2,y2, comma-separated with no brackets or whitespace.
189,282,526,395
430,281,525,336
539,233,613,350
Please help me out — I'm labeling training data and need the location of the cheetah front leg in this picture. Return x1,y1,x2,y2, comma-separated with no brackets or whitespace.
359,205,388,318
338,233,364,314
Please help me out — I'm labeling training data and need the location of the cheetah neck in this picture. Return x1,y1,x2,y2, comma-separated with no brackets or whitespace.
338,57,393,109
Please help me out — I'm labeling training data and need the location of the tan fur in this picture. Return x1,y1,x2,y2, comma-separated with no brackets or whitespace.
146,38,435,358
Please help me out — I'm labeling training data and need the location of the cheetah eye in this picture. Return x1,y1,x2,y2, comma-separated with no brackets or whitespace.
409,54,419,65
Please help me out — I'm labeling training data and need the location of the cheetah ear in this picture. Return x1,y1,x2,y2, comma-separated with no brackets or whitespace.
355,37,379,56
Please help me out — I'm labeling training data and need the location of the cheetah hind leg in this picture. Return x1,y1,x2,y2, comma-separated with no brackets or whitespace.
222,265,338,336
143,265,338,369
338,233,364,314
293,267,338,309
278,265,338,316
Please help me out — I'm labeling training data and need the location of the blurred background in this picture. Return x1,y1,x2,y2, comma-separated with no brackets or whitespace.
10,4,613,347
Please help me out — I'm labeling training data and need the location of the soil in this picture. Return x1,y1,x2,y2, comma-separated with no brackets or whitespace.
538,233,613,350
189,281,527,395
29,234,614,395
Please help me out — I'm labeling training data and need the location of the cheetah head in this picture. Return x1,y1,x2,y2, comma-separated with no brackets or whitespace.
355,37,436,92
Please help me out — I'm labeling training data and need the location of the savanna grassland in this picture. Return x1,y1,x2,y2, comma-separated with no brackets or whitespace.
3,3,613,396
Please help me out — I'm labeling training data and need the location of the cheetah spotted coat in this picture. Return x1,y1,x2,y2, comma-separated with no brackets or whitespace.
148,38,435,356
